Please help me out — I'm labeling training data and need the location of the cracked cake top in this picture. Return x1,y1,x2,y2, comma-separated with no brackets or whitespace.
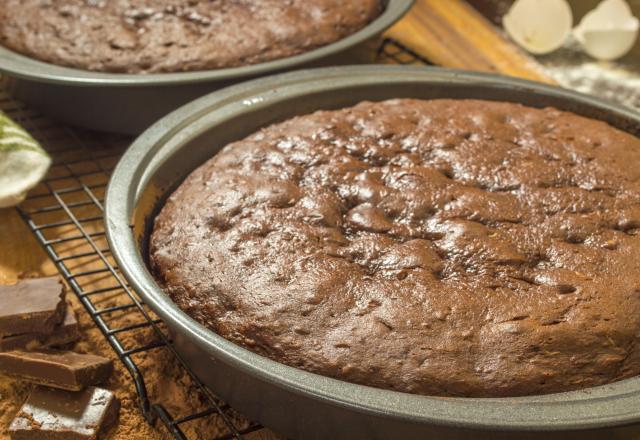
150,99,640,397
0,0,382,73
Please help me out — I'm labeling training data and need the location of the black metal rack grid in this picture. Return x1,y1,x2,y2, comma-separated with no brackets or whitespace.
5,38,429,440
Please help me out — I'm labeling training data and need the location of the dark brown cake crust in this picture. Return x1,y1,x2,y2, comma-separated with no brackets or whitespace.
0,0,382,73
150,99,640,397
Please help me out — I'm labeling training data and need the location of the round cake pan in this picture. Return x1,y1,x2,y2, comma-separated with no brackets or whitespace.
106,65,640,440
0,0,412,135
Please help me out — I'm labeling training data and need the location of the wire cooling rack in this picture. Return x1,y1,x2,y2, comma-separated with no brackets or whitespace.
4,38,429,440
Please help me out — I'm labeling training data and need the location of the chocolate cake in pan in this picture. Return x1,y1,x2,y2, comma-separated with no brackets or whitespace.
150,98,640,397
0,0,383,73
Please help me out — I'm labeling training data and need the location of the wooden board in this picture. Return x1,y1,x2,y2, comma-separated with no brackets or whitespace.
387,0,557,83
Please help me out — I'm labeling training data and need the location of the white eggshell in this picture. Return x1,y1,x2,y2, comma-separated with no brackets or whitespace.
573,0,639,61
503,0,573,54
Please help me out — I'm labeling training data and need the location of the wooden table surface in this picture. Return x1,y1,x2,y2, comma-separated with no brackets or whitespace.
0,1,563,439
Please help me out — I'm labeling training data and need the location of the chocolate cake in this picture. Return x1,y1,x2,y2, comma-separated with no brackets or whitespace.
150,99,640,397
0,0,382,73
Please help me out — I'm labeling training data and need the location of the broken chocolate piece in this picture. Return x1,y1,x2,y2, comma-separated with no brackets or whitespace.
9,386,119,440
0,277,66,337
0,309,80,351
0,350,113,391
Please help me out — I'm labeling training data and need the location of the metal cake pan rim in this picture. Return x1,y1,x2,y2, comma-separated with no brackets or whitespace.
0,0,413,87
105,65,640,432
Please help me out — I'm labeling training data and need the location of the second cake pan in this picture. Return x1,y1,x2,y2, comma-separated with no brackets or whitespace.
0,0,413,135
106,65,640,439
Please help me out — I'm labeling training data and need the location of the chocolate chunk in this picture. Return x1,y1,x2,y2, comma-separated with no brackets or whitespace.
9,386,119,440
0,277,66,337
0,350,113,391
0,309,80,351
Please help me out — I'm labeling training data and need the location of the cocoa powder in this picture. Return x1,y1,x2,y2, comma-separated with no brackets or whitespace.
0,285,279,440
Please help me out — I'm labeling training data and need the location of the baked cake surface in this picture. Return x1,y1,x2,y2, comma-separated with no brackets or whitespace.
151,99,640,397
0,0,382,73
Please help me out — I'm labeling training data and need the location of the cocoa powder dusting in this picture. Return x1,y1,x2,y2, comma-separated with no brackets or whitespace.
0,283,279,440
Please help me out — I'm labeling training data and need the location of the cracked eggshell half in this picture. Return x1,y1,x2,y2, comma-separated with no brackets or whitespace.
573,0,639,61
503,0,573,55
